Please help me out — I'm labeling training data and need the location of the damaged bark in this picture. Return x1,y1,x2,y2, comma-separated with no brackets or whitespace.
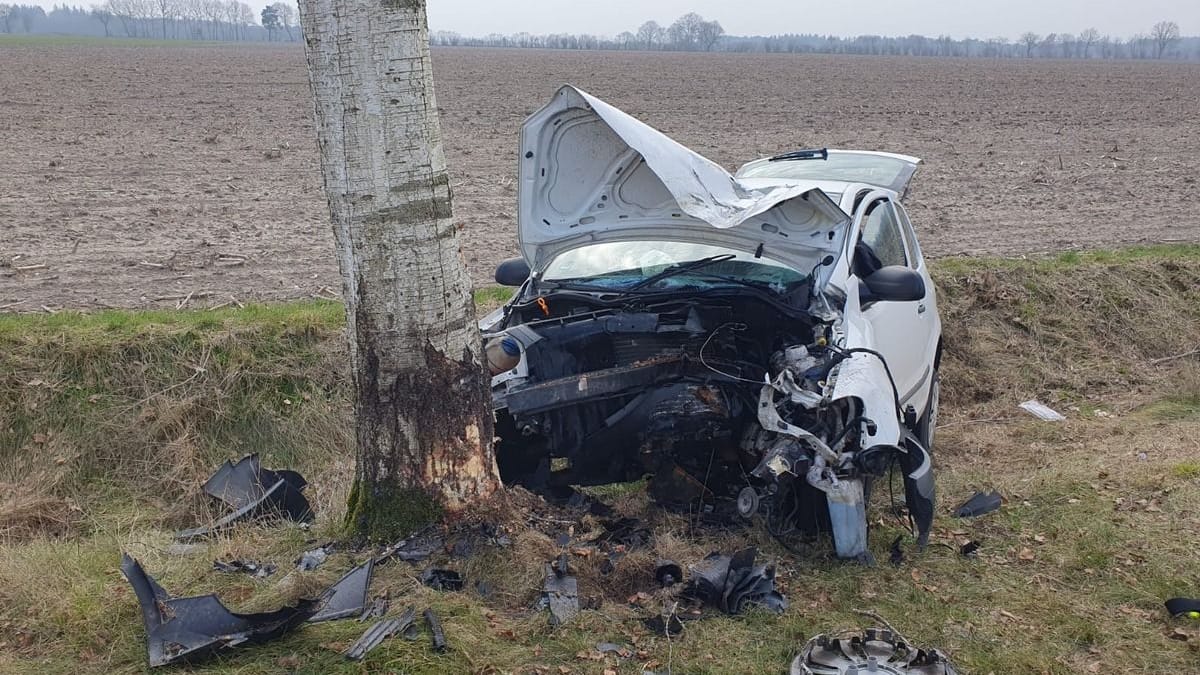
298,0,501,540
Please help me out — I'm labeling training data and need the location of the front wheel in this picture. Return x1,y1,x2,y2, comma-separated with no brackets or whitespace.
915,370,940,454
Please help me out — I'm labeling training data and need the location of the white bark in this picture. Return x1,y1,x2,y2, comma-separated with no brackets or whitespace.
298,0,500,526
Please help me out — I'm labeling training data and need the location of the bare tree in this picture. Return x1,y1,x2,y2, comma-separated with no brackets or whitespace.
667,12,704,50
696,19,724,51
0,4,12,33
1079,28,1100,58
1152,21,1181,59
296,0,502,539
1020,32,1040,58
260,2,278,40
272,1,293,41
154,0,173,38
636,20,664,50
90,5,114,36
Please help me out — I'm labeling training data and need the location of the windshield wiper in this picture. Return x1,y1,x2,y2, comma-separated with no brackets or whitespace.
769,148,829,162
620,254,737,294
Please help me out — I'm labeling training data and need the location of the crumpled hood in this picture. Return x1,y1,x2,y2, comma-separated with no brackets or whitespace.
518,85,851,287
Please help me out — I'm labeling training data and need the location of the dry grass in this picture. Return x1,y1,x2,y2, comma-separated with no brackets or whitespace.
2,248,1200,673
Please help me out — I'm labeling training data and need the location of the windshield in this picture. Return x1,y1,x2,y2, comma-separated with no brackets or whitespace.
737,152,917,194
541,241,808,293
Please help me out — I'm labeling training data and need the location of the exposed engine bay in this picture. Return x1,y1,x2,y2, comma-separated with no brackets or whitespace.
487,286,934,561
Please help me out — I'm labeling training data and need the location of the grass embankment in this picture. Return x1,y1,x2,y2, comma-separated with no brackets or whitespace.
2,246,1200,673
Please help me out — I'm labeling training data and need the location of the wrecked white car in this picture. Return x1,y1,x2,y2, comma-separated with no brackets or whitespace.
480,86,942,561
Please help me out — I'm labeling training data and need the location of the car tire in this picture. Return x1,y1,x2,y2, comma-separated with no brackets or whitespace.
915,369,939,453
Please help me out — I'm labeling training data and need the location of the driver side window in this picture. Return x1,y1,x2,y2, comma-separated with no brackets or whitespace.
859,199,908,269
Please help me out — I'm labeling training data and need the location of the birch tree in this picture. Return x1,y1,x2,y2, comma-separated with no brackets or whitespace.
297,0,502,539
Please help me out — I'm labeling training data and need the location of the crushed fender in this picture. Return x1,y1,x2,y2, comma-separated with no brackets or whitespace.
790,628,959,674
953,491,1003,518
344,606,416,661
684,547,787,615
359,592,390,621
308,559,374,623
176,454,313,541
121,553,319,667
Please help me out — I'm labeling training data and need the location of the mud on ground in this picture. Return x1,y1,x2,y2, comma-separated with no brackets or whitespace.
2,44,1199,310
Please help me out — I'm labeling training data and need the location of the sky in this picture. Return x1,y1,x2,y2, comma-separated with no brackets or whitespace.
38,0,1197,40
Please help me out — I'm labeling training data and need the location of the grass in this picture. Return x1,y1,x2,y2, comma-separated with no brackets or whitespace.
3,249,1200,673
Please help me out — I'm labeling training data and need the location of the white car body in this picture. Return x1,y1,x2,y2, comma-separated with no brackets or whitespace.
484,85,942,560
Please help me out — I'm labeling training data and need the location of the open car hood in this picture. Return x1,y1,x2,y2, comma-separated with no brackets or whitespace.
518,86,851,287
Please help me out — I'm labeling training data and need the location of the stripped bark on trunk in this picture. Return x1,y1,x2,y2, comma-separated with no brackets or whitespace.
297,0,501,540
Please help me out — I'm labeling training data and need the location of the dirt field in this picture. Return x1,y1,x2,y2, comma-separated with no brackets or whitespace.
2,42,1199,310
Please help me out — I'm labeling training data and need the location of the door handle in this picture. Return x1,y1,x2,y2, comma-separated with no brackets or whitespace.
917,304,927,315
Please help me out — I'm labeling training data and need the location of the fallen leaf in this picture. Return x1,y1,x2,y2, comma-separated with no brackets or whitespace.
1018,548,1036,561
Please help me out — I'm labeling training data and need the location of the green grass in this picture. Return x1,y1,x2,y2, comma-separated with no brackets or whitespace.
3,249,1200,673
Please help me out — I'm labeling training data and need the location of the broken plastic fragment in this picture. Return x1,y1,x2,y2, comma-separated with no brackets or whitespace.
542,562,580,626
296,545,332,571
344,607,416,661
1166,598,1200,619
654,560,683,587
212,559,276,578
175,455,313,541
1019,400,1066,422
424,608,448,653
684,547,787,615
790,627,959,674
420,568,464,592
121,553,319,668
953,491,1003,518
308,559,373,623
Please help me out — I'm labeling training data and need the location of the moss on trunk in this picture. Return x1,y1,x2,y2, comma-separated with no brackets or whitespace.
345,476,443,541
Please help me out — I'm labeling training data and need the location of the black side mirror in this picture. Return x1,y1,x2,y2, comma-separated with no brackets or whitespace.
495,257,531,287
860,265,926,304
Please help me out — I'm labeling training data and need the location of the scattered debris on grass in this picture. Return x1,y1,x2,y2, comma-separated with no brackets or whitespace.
212,559,276,578
424,608,448,653
420,567,464,592
296,544,333,571
309,559,373,624
121,554,319,667
953,490,1003,518
541,560,580,627
1019,400,1066,422
684,547,787,615
343,607,416,662
1166,598,1200,619
790,627,959,674
176,454,313,541
654,559,683,587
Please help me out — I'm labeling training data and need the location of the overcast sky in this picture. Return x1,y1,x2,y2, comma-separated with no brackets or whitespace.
40,1,1196,40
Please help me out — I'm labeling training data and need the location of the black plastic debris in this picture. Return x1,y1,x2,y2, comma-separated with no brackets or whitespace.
378,529,444,564
1166,598,1200,619
420,568,464,592
359,592,390,622
344,607,416,661
953,491,1003,518
684,547,788,615
542,562,580,626
424,608,448,653
212,559,276,579
960,541,981,558
889,535,906,567
643,612,684,636
790,628,959,674
655,560,683,587
309,560,374,623
598,517,651,549
176,454,313,541
121,553,319,668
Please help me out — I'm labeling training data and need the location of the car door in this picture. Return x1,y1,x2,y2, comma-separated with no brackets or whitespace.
853,195,937,414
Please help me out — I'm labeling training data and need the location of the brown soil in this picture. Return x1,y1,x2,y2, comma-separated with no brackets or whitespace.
2,45,1198,311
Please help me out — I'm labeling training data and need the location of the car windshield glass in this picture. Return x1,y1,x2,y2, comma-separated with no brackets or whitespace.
542,241,807,292
737,153,915,193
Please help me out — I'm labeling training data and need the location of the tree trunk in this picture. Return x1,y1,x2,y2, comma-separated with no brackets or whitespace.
297,0,502,541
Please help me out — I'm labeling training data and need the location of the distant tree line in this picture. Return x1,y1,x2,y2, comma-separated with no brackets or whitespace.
431,15,1197,62
0,2,296,41
1,7,1193,62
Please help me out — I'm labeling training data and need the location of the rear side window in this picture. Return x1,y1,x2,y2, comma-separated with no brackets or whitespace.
895,203,922,268
860,199,907,268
